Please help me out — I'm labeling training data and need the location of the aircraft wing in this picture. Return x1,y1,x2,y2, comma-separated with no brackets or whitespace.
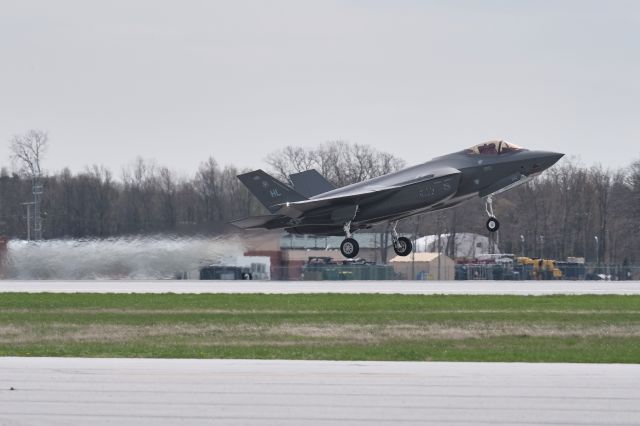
273,167,461,218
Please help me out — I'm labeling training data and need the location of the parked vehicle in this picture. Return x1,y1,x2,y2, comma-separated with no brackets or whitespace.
200,265,252,280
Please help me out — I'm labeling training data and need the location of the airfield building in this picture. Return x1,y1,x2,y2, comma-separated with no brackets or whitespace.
390,252,455,280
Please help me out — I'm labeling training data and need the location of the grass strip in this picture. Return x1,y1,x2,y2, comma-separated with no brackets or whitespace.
0,293,639,363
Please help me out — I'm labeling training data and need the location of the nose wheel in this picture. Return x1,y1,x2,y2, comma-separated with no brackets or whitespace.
485,195,500,232
486,217,500,232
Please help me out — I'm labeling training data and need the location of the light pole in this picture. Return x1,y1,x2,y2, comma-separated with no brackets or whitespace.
594,235,599,266
520,235,525,257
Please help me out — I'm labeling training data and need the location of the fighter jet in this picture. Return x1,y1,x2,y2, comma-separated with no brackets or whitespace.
231,140,563,258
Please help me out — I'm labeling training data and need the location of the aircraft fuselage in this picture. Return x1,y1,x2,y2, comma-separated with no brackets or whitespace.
285,148,563,236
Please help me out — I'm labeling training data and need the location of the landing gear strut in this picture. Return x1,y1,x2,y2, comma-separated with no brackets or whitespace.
485,195,500,232
390,221,412,256
340,221,359,258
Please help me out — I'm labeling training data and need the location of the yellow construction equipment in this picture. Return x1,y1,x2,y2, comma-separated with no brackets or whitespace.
516,257,562,280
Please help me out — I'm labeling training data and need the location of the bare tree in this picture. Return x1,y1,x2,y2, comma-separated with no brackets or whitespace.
195,157,222,222
266,141,407,262
591,166,612,264
159,166,178,228
9,129,48,239
10,130,48,178
265,146,317,183
266,140,406,187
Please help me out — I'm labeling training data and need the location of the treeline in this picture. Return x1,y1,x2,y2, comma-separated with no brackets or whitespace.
413,160,640,266
0,141,404,238
1,140,639,265
499,161,639,266
0,157,262,238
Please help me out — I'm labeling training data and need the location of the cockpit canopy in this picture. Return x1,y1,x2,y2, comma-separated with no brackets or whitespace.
466,140,524,155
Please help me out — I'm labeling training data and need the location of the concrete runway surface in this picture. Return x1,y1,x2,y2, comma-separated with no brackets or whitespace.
1,358,639,426
0,280,639,294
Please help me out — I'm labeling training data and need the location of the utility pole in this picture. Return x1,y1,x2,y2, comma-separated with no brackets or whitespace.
21,202,34,241
33,180,43,240
411,215,422,280
437,232,441,281
20,180,43,241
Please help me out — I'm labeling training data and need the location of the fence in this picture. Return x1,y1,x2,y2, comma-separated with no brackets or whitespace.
255,264,640,281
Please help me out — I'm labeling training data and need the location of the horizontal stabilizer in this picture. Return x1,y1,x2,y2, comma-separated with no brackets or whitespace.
289,169,335,197
229,214,280,229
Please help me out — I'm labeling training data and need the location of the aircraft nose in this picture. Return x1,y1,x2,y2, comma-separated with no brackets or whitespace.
525,151,564,175
543,151,564,168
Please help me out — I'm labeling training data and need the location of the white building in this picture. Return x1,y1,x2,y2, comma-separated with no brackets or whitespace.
389,252,455,280
414,233,499,259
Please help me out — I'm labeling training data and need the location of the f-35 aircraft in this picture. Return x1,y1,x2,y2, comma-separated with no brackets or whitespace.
231,141,563,258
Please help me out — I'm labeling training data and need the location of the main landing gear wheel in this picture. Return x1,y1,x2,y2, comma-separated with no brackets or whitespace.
340,238,359,258
486,217,500,232
389,220,412,256
393,236,413,256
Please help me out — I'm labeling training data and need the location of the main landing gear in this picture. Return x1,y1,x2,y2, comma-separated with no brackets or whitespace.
485,195,500,232
340,221,360,258
339,220,414,258
390,221,412,257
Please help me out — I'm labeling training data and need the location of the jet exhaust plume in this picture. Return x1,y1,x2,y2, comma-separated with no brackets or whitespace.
4,235,244,280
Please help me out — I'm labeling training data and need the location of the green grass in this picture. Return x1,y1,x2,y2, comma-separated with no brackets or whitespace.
1,293,639,363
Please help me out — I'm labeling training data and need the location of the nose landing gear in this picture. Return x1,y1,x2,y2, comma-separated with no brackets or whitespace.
485,195,500,232
486,217,500,232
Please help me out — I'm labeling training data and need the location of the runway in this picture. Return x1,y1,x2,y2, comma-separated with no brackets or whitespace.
1,358,639,426
1,280,639,294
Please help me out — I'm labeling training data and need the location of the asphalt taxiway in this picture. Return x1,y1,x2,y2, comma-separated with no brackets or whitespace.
1,358,639,425
0,280,639,294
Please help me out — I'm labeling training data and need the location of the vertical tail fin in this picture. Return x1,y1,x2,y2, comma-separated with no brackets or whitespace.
289,169,335,197
237,169,307,213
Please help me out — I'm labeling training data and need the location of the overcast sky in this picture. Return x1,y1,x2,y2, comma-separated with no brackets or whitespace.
1,0,638,175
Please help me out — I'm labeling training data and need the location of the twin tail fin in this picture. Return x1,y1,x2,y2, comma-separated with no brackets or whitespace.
237,170,307,213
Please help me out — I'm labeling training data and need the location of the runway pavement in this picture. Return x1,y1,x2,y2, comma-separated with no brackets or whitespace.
1,358,639,425
1,280,640,294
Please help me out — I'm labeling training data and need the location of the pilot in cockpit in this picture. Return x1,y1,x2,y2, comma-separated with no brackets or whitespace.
466,140,524,155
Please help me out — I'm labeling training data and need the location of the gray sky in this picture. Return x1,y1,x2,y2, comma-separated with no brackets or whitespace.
1,0,639,175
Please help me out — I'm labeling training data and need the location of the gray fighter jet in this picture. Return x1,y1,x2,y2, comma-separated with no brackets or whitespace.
231,140,563,258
